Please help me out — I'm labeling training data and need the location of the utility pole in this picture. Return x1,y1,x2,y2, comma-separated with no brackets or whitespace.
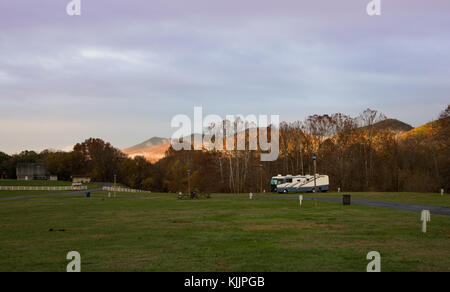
313,154,317,205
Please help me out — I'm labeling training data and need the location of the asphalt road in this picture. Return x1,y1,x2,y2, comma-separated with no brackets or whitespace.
259,195,450,216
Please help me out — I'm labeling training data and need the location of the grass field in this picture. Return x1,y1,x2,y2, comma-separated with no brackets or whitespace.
0,191,449,272
304,192,450,208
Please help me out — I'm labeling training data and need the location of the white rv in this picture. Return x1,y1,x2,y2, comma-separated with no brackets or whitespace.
270,174,329,193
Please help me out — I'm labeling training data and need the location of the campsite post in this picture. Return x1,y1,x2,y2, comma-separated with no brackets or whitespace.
421,210,431,233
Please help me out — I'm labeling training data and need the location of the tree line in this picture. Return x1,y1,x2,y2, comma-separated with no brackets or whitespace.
0,138,163,190
159,106,449,194
1,106,448,194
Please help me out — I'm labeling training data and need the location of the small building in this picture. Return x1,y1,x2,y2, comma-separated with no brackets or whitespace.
16,163,47,180
49,175,58,181
72,175,91,184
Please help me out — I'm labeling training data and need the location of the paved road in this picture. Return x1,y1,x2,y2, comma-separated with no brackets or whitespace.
0,189,102,201
259,195,450,216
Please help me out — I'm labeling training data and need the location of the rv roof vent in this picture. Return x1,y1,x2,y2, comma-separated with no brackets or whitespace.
278,174,282,176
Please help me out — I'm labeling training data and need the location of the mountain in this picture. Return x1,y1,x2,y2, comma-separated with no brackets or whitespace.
122,134,206,163
402,120,436,139
122,137,171,152
363,118,414,133
401,118,449,145
122,137,171,163
122,119,418,163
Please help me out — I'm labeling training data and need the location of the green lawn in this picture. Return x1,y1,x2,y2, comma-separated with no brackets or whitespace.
304,192,450,207
0,192,449,272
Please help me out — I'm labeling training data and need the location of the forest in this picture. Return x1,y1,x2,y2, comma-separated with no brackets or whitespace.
1,106,448,194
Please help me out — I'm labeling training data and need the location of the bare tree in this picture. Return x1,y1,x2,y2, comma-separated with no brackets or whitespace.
358,108,386,190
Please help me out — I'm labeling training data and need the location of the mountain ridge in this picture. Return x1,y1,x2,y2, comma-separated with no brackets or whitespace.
122,118,419,163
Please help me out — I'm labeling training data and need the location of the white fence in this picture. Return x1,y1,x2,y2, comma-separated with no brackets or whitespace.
102,186,151,193
0,186,87,191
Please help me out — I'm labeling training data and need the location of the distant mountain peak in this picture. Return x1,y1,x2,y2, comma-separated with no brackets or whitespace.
121,137,171,163
122,137,170,153
122,119,416,163
370,119,414,132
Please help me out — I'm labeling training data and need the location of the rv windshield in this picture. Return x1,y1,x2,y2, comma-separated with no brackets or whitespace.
270,179,282,185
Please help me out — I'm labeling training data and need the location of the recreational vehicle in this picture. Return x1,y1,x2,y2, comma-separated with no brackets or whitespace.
270,175,290,192
270,174,329,193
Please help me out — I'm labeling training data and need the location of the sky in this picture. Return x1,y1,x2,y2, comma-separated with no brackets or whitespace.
0,0,449,154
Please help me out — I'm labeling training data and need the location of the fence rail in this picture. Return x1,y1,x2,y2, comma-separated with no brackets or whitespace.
102,186,151,193
0,186,87,191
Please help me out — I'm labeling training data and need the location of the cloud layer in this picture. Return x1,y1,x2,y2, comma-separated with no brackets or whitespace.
1,0,449,153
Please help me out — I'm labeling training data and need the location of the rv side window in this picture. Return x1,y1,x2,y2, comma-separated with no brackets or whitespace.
286,178,292,183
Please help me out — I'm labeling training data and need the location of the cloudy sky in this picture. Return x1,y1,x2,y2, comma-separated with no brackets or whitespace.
1,0,449,154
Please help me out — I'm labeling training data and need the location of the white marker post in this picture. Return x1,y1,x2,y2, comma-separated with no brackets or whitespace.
421,210,431,233
338,187,341,193
249,193,253,199
299,195,303,206
441,189,444,196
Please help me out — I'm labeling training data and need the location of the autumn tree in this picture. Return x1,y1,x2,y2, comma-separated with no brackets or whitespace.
73,138,125,182
358,108,386,190
45,151,85,181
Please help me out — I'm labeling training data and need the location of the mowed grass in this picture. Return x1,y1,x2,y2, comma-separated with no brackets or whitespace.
0,193,449,272
304,192,450,207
